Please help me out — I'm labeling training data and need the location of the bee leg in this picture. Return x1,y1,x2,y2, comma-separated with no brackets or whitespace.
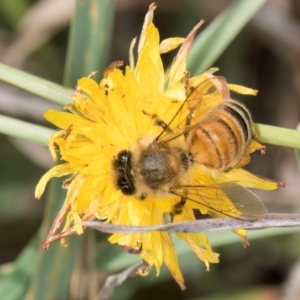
184,71,191,96
142,110,173,133
122,242,143,255
139,193,147,200
173,190,188,215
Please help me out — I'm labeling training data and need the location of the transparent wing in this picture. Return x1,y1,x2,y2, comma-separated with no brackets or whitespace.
172,183,267,221
187,76,229,119
157,76,230,143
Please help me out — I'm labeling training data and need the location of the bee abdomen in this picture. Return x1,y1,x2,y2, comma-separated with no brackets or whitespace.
190,99,252,171
223,100,252,144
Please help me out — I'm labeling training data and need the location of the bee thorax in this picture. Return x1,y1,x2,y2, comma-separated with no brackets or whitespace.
138,147,188,190
138,149,179,190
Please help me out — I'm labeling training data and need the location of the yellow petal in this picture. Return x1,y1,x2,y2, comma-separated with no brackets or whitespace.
76,77,107,107
44,110,92,130
35,163,72,198
73,212,84,234
135,24,164,97
73,95,105,122
129,37,137,70
161,233,186,290
159,37,185,54
234,229,247,240
138,3,156,54
48,130,63,161
177,233,219,271
168,19,205,87
216,168,279,190
228,84,258,95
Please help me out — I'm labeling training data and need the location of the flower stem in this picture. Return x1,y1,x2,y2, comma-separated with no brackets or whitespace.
255,123,300,149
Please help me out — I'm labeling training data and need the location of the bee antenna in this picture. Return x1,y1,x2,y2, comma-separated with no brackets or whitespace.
155,99,187,141
156,72,191,141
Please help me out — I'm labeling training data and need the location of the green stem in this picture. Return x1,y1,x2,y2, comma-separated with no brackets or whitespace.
255,123,300,149
0,114,54,145
0,114,299,150
0,63,73,105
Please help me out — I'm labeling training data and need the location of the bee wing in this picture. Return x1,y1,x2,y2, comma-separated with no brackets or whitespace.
173,183,267,221
157,76,230,143
187,76,229,117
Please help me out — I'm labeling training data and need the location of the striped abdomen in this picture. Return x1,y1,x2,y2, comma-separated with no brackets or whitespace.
189,99,252,172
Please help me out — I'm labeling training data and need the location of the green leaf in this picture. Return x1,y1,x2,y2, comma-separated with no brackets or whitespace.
188,0,266,74
26,178,82,300
0,235,38,300
27,237,81,300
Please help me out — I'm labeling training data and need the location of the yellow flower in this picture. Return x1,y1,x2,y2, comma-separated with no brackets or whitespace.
36,4,280,289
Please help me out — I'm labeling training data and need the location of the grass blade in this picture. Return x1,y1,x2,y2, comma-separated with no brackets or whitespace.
0,63,73,105
0,114,54,145
64,0,115,86
188,0,266,74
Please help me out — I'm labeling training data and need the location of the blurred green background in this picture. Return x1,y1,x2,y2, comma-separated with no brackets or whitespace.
0,0,300,299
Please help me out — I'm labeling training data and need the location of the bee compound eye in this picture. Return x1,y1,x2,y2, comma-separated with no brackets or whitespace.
118,150,129,162
117,177,135,195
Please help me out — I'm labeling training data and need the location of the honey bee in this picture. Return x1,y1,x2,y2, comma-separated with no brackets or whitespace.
112,76,267,220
